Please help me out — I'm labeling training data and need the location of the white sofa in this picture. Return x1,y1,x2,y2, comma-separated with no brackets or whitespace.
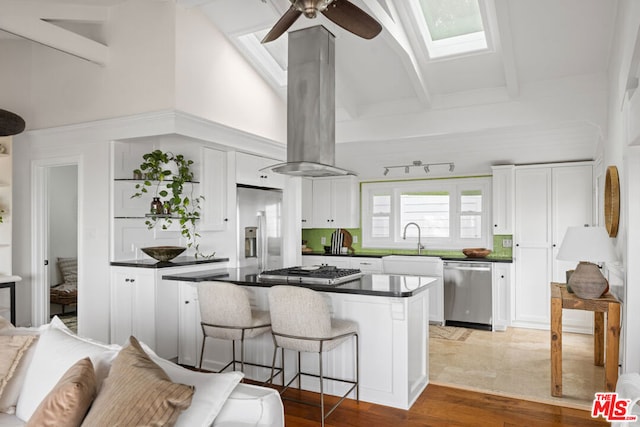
0,316,284,427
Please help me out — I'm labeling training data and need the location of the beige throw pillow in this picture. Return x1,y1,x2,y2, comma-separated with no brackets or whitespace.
0,335,36,399
81,336,194,427
25,357,96,427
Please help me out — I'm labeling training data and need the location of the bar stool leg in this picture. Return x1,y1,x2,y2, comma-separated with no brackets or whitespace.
356,333,360,401
198,336,207,370
319,350,325,427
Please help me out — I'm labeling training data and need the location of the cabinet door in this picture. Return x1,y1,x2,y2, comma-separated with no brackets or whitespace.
321,256,351,268
236,152,285,189
110,268,156,349
331,176,359,228
301,178,314,228
178,282,202,367
513,168,552,328
312,179,333,228
349,257,382,273
200,147,228,231
302,255,324,266
492,263,511,331
491,166,514,234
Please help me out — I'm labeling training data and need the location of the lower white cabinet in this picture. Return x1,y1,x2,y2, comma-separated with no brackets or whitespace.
110,263,224,360
301,255,383,272
492,263,512,331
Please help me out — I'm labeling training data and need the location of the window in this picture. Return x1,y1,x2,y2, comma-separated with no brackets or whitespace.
410,0,491,59
361,178,491,250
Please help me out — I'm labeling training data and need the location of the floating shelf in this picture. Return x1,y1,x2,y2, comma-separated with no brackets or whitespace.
114,179,200,184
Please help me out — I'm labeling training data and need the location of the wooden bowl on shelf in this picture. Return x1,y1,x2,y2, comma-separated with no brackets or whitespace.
462,248,492,258
141,246,187,262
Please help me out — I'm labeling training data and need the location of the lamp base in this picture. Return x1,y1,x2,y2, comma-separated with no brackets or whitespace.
567,262,608,299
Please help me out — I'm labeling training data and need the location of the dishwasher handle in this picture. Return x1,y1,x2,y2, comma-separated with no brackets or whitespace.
444,262,492,272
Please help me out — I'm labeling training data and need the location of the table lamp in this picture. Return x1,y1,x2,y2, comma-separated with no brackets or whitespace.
556,226,617,299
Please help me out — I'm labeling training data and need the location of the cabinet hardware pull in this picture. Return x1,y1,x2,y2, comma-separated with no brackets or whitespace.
501,275,504,279
185,301,190,304
224,218,228,222
494,224,497,227
125,278,130,282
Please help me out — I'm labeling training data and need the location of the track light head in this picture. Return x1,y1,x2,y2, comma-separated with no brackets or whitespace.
449,163,455,172
405,166,409,173
424,165,430,173
383,168,389,176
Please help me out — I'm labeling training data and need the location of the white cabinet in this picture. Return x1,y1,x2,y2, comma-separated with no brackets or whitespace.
110,263,224,360
301,178,313,228
200,147,228,231
491,165,515,235
236,152,285,189
513,163,593,332
178,281,201,367
110,268,159,351
492,263,512,331
349,257,383,273
312,176,359,228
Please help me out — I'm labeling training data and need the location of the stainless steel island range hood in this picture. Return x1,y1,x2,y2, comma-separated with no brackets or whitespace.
266,26,355,177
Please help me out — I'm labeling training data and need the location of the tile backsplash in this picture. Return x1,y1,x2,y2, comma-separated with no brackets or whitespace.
301,228,513,259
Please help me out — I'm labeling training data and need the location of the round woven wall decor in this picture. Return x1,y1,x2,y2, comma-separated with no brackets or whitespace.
604,165,620,237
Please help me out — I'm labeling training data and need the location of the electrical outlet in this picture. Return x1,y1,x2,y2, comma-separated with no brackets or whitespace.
353,235,358,243
321,237,326,245
502,239,513,248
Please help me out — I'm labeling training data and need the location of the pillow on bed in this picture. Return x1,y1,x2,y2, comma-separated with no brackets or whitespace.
57,257,77,287
15,317,119,422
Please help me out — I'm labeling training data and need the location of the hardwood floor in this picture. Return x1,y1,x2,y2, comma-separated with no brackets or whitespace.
276,384,607,426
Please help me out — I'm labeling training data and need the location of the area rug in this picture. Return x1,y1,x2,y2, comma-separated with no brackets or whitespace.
429,325,473,342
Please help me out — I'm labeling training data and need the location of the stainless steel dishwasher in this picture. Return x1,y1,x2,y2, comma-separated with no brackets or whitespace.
443,261,492,330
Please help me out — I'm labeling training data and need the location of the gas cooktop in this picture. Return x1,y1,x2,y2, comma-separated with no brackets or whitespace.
258,265,363,286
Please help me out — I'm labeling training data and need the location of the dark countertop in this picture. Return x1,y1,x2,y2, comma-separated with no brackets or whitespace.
111,256,230,269
301,252,513,263
162,267,437,298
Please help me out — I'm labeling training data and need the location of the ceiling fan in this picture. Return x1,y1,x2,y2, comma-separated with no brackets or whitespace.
261,0,382,43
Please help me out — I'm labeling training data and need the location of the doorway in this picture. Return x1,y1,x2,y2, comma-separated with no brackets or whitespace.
32,159,80,330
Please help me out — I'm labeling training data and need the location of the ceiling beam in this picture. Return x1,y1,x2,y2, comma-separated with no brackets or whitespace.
0,0,109,65
368,0,431,107
493,0,519,98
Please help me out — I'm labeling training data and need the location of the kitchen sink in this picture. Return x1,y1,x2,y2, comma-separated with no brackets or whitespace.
381,255,443,276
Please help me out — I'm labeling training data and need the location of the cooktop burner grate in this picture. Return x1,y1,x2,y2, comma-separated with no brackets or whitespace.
259,265,363,286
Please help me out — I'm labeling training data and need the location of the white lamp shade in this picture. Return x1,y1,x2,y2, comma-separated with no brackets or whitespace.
556,226,617,263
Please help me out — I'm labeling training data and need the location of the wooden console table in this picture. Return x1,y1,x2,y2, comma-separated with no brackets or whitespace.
550,282,621,397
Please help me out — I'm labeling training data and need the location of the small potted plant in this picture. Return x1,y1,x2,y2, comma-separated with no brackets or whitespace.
131,150,212,258
0,208,4,224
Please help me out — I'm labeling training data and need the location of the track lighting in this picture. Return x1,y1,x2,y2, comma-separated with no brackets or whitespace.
382,161,455,176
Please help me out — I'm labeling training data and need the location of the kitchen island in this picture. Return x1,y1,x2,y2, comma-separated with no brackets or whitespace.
164,267,437,410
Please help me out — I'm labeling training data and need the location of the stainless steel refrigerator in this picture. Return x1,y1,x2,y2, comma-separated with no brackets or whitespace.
236,185,283,271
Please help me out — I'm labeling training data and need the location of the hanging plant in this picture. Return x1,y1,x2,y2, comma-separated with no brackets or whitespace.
131,150,212,258
0,208,4,224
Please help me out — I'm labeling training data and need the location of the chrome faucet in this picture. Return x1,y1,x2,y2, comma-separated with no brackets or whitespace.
402,222,424,255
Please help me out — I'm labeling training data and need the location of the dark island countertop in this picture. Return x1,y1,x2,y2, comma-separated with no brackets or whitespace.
111,256,230,269
162,267,437,298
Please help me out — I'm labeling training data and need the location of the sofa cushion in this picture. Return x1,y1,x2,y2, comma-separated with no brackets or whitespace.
15,317,119,422
25,358,96,427
0,336,36,401
0,316,12,331
139,342,244,427
214,383,285,427
81,336,194,427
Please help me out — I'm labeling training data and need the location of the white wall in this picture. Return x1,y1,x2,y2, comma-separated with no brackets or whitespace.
604,0,640,373
174,5,286,143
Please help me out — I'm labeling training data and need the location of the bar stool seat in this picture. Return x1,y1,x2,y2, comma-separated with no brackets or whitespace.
268,285,359,427
197,281,280,383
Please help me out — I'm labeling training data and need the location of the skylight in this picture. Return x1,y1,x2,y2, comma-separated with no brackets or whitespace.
412,0,490,59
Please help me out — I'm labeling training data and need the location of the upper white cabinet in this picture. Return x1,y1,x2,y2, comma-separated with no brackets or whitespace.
312,176,359,229
513,162,593,332
200,147,228,231
301,178,313,229
236,152,285,189
491,165,515,235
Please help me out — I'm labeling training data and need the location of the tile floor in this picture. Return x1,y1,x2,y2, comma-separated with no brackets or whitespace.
429,326,603,409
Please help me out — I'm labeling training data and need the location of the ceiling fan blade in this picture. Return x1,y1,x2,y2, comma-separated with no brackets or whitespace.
261,6,302,43
321,0,382,40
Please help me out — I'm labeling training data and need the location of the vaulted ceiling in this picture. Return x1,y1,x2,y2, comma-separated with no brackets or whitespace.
0,0,619,177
